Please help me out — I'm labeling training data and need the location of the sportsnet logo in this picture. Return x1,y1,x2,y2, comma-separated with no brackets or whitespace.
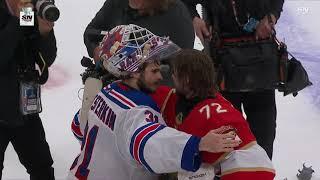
20,7,34,26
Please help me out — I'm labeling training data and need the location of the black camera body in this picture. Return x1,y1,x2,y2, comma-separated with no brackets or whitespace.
32,0,60,22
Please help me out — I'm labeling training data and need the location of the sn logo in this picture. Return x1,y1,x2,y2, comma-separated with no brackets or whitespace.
20,8,34,26
297,7,309,15
22,15,33,22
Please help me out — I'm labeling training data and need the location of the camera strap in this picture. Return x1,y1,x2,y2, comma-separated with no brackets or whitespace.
19,33,49,85
230,0,249,27
230,0,261,33
36,51,49,84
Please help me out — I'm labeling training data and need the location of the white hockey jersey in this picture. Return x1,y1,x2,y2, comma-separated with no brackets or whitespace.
69,82,202,180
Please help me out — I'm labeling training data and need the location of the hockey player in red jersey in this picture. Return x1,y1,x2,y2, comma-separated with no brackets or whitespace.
151,49,275,180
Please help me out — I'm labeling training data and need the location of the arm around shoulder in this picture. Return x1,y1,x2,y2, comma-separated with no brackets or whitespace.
116,106,202,173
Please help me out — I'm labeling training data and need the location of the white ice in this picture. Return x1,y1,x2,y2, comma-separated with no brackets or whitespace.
2,0,320,179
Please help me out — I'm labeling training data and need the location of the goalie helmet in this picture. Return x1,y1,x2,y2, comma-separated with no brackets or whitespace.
98,24,180,77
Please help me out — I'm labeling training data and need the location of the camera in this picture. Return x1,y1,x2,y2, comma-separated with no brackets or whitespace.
32,0,60,22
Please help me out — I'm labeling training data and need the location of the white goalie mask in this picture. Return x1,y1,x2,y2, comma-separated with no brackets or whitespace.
98,24,181,77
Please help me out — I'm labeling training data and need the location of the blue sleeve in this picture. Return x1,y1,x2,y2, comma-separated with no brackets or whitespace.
181,135,202,172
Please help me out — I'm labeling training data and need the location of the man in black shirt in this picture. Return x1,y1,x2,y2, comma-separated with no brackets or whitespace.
184,0,283,42
181,0,284,160
0,0,57,179
83,0,195,63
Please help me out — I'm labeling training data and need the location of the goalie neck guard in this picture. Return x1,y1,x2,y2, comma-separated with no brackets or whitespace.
98,24,181,77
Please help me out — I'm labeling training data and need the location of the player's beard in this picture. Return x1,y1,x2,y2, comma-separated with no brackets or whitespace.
175,88,186,97
175,85,195,100
137,74,160,94
174,81,189,99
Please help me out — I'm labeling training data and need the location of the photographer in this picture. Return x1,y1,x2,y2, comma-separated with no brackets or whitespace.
0,0,56,179
181,0,284,160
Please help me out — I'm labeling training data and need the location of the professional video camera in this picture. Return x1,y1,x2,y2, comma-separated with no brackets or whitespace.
32,0,60,22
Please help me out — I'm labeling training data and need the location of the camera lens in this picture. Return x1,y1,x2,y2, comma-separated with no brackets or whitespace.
36,0,60,22
42,5,60,22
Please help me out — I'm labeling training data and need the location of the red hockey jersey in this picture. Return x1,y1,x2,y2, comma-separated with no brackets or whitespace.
151,86,275,180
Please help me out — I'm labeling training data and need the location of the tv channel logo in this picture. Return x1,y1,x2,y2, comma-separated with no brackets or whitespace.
20,7,34,26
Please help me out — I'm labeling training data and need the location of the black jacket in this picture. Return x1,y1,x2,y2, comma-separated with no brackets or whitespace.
182,0,284,35
84,0,195,58
0,1,57,127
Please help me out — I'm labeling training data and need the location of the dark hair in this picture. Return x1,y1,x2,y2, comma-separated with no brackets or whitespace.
171,49,217,99
120,59,160,80
138,59,160,72
140,0,175,16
